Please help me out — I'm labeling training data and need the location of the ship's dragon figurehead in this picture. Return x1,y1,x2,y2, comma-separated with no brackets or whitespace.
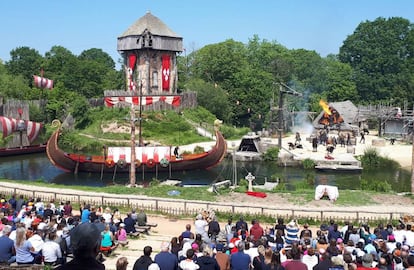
214,119,223,131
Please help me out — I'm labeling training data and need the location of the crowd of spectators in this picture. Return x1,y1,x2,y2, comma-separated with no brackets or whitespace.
3,193,414,270
0,193,150,268
128,214,414,270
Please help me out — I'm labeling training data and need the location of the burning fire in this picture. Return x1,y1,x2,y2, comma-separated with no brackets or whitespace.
318,99,344,127
319,100,331,115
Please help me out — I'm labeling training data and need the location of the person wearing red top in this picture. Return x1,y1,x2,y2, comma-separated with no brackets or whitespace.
284,246,307,270
63,201,72,217
249,219,264,244
228,233,240,254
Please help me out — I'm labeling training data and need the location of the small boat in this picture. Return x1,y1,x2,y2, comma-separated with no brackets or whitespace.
46,127,227,174
0,144,46,156
0,116,45,156
315,164,363,173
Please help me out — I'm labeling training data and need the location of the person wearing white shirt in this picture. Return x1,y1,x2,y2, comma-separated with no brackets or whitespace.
102,207,112,224
24,212,36,229
34,198,44,212
28,231,44,253
194,214,209,243
48,200,56,212
42,231,63,266
393,224,406,245
301,247,318,270
405,225,414,247
340,221,349,238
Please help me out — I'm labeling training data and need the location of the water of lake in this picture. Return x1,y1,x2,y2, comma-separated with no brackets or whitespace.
0,153,410,192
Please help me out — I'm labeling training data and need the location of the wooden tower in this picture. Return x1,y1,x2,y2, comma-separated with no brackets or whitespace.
117,11,183,94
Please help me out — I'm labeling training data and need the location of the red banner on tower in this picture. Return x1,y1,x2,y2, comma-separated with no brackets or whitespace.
128,54,137,91
162,55,170,91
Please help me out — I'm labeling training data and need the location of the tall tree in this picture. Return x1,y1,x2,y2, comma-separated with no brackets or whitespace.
323,55,358,102
246,35,292,83
5,46,43,85
289,49,328,95
191,39,248,90
0,61,32,99
190,39,253,126
44,45,79,92
186,79,231,123
339,17,414,104
78,48,115,70
78,49,123,94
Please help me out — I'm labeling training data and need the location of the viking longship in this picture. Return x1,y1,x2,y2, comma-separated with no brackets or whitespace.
46,122,227,174
0,116,45,156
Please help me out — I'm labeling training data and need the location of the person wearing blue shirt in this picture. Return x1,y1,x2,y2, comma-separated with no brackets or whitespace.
230,241,251,270
0,226,15,264
154,241,178,270
81,204,91,223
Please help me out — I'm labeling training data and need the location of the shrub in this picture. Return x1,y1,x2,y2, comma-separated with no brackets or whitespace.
360,179,392,192
360,147,399,170
262,147,280,161
273,182,286,192
360,147,380,168
302,158,315,169
294,180,312,191
149,178,160,186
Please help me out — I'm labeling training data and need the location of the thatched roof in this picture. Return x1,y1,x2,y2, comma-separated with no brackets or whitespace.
312,100,360,130
329,100,358,124
119,11,181,38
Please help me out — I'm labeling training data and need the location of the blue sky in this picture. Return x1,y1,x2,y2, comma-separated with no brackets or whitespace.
1,0,413,68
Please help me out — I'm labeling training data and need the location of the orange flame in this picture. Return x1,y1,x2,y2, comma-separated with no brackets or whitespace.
319,100,331,115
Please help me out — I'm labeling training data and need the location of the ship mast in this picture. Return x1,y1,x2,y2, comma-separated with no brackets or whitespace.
276,82,302,148
129,99,137,187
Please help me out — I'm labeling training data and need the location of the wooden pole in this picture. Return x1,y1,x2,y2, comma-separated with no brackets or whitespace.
128,55,137,187
129,102,136,187
411,133,414,193
278,85,284,148
138,82,143,147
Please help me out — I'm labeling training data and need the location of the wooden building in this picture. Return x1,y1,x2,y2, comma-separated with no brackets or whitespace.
312,100,361,133
117,11,183,94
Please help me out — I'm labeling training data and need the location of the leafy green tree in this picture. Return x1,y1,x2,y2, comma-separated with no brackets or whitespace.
44,46,80,92
78,48,123,96
70,95,91,128
191,39,248,90
177,53,190,91
323,55,358,102
78,48,115,70
339,17,414,104
102,68,124,91
45,88,74,122
186,79,231,123
245,36,292,128
76,60,107,97
289,49,328,95
0,62,32,99
246,35,292,82
5,47,44,85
